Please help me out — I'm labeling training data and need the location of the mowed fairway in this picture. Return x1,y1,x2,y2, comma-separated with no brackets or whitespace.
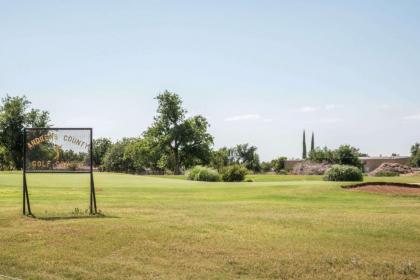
1,172,420,279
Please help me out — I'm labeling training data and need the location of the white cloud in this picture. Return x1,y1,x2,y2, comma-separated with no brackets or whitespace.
299,106,318,113
325,104,343,110
225,114,272,123
403,114,420,120
299,104,343,112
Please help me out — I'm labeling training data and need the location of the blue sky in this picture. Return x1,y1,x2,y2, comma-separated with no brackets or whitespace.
1,0,420,160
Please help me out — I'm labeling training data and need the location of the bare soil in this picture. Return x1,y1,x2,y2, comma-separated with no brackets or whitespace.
343,182,420,195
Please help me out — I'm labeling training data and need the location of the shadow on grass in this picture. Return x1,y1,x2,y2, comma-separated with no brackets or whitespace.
25,213,119,221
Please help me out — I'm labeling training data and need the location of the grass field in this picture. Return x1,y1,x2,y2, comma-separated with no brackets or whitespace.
1,172,420,279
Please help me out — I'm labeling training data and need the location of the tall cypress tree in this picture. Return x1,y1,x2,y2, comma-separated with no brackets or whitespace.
302,130,307,159
311,132,315,152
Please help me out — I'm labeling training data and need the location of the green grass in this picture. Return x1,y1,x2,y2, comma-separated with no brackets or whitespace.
1,172,420,279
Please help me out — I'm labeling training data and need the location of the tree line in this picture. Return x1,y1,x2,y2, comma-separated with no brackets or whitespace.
0,92,272,174
91,92,267,174
1,92,419,173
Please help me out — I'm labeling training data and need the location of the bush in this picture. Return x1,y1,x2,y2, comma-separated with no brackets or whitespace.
187,166,220,182
221,165,248,182
324,165,363,182
66,162,79,171
374,170,400,177
260,161,272,173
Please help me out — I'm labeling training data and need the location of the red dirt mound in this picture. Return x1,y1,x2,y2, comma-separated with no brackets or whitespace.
369,163,413,176
343,182,420,195
291,161,331,175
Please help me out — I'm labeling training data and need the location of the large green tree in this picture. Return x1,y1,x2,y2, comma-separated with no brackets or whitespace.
210,147,231,172
308,145,362,168
334,145,362,168
0,95,50,169
92,138,113,167
230,144,261,173
102,138,135,172
123,137,166,173
144,91,213,174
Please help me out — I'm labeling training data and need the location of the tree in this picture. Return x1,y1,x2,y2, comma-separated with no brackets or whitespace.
230,144,261,173
144,91,213,174
0,145,14,170
92,138,112,167
123,137,165,173
102,138,135,172
311,132,315,152
210,147,231,172
334,145,362,168
308,147,335,164
178,115,213,169
411,143,420,167
0,95,50,169
308,145,362,168
302,130,307,159
271,157,287,173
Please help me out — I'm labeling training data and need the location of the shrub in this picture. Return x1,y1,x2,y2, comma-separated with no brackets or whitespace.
260,161,272,173
277,169,288,175
187,166,220,182
374,170,400,177
324,165,363,182
221,165,248,182
66,162,79,171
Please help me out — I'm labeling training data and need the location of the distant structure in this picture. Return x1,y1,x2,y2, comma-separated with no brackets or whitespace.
302,130,307,159
284,156,410,172
359,156,410,173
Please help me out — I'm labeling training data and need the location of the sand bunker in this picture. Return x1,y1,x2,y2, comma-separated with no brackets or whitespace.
343,182,420,195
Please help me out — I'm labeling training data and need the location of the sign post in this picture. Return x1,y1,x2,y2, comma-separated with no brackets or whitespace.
23,128,98,216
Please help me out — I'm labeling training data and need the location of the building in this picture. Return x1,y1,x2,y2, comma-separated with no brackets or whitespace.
284,156,411,173
359,156,410,173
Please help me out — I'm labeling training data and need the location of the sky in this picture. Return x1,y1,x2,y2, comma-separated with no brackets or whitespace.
1,0,420,160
